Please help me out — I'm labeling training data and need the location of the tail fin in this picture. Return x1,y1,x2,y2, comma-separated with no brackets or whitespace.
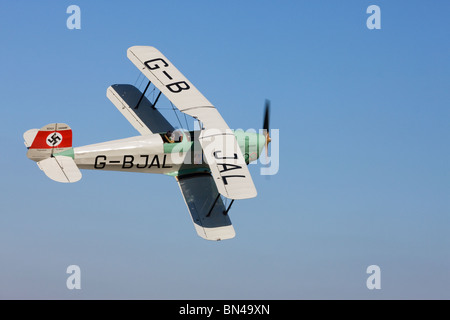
24,123,81,183
25,123,73,161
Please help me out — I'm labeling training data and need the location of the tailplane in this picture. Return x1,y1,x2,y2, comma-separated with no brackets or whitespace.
37,156,81,183
24,123,81,183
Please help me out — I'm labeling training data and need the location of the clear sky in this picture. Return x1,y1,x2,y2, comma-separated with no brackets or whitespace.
0,1,449,299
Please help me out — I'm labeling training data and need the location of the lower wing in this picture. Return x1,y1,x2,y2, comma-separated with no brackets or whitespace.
177,173,235,241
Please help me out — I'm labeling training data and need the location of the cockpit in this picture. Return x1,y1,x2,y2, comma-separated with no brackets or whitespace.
161,129,190,144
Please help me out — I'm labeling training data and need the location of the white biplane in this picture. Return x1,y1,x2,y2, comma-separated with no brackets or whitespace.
24,46,271,241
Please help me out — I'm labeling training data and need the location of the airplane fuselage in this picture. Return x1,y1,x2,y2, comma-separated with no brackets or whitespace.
59,130,265,177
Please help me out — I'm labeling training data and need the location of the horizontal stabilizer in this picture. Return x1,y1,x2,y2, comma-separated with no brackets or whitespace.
177,173,235,241
37,156,82,183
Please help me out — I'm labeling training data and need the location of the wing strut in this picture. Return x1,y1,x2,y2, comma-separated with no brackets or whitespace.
223,199,235,215
206,195,235,217
134,81,163,110
134,80,151,109
152,91,162,109
206,193,221,217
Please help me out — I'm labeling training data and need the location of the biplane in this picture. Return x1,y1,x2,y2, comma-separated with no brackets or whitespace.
24,46,271,240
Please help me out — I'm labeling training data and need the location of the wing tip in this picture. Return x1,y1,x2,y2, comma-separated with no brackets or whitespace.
193,222,236,241
198,229,236,241
127,45,158,55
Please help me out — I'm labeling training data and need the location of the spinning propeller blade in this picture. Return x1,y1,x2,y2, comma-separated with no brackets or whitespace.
263,99,271,157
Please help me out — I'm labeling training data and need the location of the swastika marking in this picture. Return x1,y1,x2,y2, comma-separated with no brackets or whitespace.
46,132,63,147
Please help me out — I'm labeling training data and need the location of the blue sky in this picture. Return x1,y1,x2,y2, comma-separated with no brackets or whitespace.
0,1,449,299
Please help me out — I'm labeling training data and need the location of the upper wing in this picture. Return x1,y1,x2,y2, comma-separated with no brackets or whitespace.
128,46,257,199
107,84,174,135
177,173,235,241
127,46,230,130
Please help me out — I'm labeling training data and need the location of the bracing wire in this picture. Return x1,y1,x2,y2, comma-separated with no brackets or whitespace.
184,113,190,131
170,101,183,129
146,87,156,99
134,72,142,87
138,75,145,90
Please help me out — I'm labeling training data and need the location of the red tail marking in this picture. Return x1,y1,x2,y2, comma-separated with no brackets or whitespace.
29,129,72,149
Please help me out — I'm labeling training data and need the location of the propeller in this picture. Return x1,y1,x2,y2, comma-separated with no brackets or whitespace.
263,99,271,157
